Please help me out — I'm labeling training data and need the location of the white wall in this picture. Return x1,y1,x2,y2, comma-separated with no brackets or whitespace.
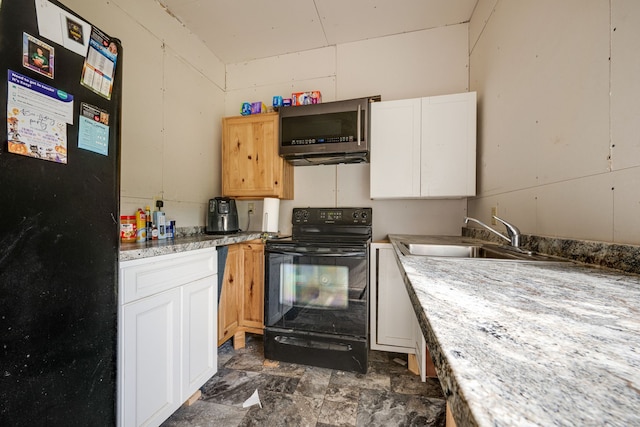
226,26,471,240
60,0,226,228
469,0,640,245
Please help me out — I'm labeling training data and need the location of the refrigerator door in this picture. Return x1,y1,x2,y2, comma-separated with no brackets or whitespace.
0,1,121,425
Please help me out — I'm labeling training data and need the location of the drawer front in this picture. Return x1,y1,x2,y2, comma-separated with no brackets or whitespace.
120,248,217,305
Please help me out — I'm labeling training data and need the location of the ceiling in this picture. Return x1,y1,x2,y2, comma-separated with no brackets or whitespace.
157,0,479,64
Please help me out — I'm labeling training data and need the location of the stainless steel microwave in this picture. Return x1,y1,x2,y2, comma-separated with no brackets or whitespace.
279,95,380,166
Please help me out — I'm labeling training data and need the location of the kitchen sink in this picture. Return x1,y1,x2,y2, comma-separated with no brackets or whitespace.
400,243,480,257
398,242,568,263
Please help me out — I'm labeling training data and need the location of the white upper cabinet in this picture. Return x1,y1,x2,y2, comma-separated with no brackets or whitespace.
370,92,476,199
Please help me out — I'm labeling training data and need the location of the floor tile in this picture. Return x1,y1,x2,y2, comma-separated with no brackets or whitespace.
161,400,247,427
356,389,446,427
317,398,358,426
238,390,322,427
294,366,333,399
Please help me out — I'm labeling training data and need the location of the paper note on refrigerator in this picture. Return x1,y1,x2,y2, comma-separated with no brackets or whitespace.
6,69,71,163
35,0,91,56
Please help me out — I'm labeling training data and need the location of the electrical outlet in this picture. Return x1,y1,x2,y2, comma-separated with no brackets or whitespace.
491,207,497,225
248,202,254,214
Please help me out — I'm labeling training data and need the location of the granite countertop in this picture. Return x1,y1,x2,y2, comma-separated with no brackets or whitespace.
388,234,640,427
119,231,263,262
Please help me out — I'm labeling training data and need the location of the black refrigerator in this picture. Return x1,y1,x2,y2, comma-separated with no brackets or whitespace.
0,0,122,425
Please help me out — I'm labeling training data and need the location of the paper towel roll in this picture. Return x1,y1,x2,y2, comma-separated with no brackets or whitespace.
262,197,280,233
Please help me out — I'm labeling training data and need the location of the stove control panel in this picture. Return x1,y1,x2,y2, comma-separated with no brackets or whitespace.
293,207,372,225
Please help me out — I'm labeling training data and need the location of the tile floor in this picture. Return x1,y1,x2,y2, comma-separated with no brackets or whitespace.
162,335,446,427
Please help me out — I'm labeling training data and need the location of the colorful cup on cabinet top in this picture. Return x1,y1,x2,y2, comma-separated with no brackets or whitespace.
241,102,251,115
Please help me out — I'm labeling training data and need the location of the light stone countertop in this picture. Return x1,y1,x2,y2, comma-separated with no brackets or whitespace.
388,234,640,427
119,231,263,262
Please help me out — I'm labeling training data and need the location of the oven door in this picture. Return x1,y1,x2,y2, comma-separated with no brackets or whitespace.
264,243,368,338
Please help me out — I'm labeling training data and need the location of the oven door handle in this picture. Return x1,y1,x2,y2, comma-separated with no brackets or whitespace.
266,249,367,257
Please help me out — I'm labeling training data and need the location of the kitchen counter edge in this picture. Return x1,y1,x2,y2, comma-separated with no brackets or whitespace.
119,232,263,262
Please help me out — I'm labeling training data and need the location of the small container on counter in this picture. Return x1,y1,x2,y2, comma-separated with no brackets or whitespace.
250,102,266,114
135,209,147,242
166,220,175,239
120,215,137,243
145,206,152,241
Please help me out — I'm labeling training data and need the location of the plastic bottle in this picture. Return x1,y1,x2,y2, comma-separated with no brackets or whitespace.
145,206,152,241
135,209,147,242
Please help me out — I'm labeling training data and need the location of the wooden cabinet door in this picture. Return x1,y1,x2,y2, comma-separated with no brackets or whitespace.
238,242,264,331
222,113,293,199
218,245,241,345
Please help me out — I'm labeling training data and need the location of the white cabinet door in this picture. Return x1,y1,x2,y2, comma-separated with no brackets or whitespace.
421,92,477,197
370,243,415,352
370,98,421,198
182,276,217,400
122,288,181,427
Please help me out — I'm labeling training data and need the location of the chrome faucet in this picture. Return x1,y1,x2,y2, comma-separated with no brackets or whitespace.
464,215,522,248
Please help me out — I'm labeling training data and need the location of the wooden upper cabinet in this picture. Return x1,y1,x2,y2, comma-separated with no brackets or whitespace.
222,112,294,199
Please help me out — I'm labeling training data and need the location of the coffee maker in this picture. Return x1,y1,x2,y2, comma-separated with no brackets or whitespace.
206,197,239,234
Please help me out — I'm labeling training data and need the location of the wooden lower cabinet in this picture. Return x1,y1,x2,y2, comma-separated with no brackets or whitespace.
218,240,264,349
218,245,241,345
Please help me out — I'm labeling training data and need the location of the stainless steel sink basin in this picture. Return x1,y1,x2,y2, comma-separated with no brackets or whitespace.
401,243,480,257
398,242,568,263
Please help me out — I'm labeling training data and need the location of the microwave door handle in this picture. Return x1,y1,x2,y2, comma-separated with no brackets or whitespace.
357,104,362,146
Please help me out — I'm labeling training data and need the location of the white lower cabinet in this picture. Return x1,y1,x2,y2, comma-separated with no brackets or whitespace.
413,315,428,382
370,242,428,382
370,243,415,352
118,247,218,427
